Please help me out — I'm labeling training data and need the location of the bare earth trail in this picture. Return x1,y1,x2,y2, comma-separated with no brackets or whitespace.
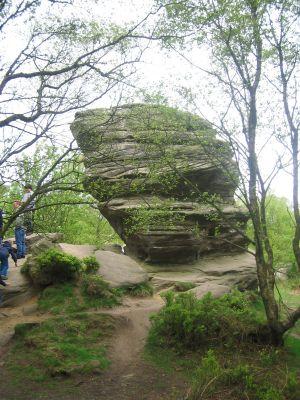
82,296,188,400
0,286,188,400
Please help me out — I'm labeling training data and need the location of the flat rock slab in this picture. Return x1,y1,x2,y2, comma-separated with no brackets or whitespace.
196,253,256,276
26,232,63,247
59,243,97,259
94,250,149,288
7,233,64,248
188,283,231,299
145,252,257,292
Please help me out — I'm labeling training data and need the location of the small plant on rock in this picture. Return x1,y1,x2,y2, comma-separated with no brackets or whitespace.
82,256,100,274
125,282,154,297
81,274,121,308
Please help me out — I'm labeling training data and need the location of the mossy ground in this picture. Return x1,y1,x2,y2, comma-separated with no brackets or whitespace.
6,313,115,382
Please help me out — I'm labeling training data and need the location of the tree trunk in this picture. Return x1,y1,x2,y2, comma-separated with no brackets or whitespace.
292,141,300,271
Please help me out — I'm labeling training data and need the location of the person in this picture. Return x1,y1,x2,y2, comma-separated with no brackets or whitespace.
0,240,18,280
22,184,35,234
13,200,26,259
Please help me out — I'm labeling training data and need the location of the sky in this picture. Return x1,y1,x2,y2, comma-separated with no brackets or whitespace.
2,0,297,202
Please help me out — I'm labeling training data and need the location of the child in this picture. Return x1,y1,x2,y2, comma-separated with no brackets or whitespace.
13,200,26,258
0,240,18,280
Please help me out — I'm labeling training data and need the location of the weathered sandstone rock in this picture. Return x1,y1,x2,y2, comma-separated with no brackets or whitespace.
58,245,149,288
71,104,249,263
94,250,149,288
146,252,257,292
1,261,34,307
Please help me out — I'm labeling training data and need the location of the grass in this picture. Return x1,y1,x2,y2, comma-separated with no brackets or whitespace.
38,283,86,314
174,281,196,292
276,277,300,310
38,279,122,315
7,313,114,382
144,342,199,377
124,282,154,297
145,331,300,400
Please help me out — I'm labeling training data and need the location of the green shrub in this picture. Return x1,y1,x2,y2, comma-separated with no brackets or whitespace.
284,371,300,400
25,249,82,286
81,275,121,308
149,290,260,349
82,256,100,274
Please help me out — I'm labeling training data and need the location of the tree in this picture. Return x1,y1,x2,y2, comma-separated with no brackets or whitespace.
265,0,300,271
2,142,120,245
0,0,157,233
155,0,300,343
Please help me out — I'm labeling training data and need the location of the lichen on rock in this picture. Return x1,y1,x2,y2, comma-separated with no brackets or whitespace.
71,104,249,263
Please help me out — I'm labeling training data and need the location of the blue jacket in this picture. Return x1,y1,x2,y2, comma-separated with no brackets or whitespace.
0,241,17,263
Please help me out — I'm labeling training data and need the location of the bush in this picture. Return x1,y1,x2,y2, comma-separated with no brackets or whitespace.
82,256,100,274
24,249,82,286
149,290,260,349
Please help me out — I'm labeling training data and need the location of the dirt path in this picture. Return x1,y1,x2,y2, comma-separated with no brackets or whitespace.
77,295,188,400
0,294,188,400
105,296,163,370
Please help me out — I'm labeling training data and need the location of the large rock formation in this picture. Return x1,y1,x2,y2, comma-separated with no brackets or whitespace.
71,104,249,263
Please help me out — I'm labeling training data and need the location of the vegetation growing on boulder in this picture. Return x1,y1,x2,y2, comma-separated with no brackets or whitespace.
82,256,100,274
81,274,121,308
124,282,154,297
22,249,82,286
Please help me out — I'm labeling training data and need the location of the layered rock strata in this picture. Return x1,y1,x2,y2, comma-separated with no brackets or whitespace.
71,104,249,263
